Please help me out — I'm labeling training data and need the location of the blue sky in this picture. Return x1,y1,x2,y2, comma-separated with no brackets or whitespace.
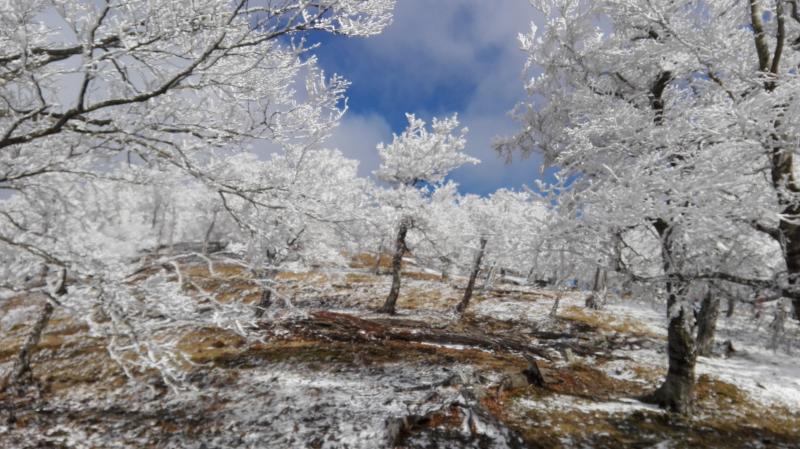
309,0,546,195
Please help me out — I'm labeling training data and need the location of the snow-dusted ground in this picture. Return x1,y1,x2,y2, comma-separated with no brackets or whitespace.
2,268,800,448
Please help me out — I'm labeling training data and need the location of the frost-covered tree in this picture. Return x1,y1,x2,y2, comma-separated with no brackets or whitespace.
499,0,794,414
375,114,478,314
0,0,395,388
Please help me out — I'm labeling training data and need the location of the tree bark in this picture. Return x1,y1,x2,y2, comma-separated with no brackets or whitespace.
642,220,696,415
642,297,696,414
456,237,487,315
378,217,410,315
288,310,555,360
770,141,800,320
696,291,720,357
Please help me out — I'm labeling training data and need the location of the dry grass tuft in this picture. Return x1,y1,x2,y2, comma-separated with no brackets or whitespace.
561,305,660,338
176,328,247,364
349,252,393,270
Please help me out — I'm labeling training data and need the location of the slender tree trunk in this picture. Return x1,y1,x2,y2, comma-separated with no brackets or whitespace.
481,261,496,291
2,268,66,394
643,220,696,415
440,256,452,282
526,266,535,284
725,295,736,318
549,291,563,317
3,302,54,394
202,209,218,255
373,239,384,275
696,291,720,357
456,237,487,315
585,266,603,309
254,288,273,318
768,300,788,351
253,267,277,318
378,218,410,315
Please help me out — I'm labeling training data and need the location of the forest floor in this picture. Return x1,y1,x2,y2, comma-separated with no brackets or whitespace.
1,255,799,449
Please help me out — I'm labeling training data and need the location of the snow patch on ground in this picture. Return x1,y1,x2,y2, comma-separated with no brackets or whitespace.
697,353,800,409
515,394,662,415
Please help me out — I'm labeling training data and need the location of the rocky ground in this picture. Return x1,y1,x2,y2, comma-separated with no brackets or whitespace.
1,256,799,448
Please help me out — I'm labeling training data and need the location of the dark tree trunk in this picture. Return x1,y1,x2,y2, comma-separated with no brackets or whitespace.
254,288,273,318
696,291,720,357
378,218,410,315
642,219,696,415
643,297,696,414
768,114,800,321
253,268,277,318
725,294,736,318
778,216,800,321
585,266,604,309
202,210,218,255
456,237,487,315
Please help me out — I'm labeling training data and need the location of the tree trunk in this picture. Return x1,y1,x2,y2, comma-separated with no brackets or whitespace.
254,288,273,318
2,268,66,394
725,294,736,318
481,261,496,291
549,291,563,318
456,237,487,315
253,268,277,318
642,297,696,414
2,302,54,394
768,118,800,321
378,217,410,315
440,256,451,282
696,291,720,357
373,240,384,275
585,266,603,309
779,217,800,321
202,209,218,255
768,300,788,351
643,220,696,415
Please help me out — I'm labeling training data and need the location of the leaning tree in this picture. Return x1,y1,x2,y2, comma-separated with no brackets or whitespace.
375,113,479,314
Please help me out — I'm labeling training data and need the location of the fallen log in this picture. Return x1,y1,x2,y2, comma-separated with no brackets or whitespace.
282,311,555,361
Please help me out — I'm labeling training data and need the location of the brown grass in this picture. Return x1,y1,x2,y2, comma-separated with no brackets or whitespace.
561,305,661,339
176,327,247,364
402,270,442,282
349,252,393,270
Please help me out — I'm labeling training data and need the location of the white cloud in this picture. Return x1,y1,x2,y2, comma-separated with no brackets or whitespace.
326,113,393,178
318,0,544,192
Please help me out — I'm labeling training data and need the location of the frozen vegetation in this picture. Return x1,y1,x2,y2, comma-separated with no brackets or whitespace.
2,1,800,448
